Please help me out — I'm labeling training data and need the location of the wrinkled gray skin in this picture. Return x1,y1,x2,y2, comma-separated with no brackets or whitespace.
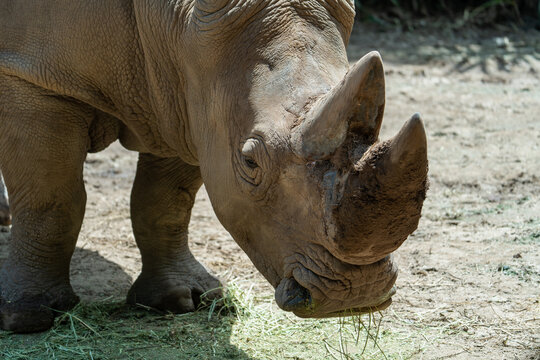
0,0,428,333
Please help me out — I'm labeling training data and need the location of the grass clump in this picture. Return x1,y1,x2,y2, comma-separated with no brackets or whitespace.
0,283,404,360
0,296,245,360
210,282,397,359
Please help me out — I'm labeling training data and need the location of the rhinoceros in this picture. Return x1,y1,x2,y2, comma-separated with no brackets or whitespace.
0,0,428,333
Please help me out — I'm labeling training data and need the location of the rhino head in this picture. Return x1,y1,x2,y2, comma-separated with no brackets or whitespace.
182,0,428,317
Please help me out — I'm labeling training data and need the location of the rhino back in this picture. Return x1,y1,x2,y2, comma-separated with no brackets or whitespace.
0,0,172,154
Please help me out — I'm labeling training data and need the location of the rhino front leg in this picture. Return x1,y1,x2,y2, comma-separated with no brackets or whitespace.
127,154,222,312
0,83,89,332
0,172,9,226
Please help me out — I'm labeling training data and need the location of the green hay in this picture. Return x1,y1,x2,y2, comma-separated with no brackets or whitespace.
2,281,534,359
0,283,400,360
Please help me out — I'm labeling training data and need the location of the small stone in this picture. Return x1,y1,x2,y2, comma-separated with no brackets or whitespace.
494,36,510,48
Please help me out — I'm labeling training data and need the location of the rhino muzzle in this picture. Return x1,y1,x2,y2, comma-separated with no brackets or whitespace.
275,256,398,317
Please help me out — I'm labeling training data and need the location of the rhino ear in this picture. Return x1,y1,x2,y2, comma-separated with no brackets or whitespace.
194,0,229,14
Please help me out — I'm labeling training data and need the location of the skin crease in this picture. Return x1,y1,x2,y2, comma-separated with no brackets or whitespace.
0,0,427,332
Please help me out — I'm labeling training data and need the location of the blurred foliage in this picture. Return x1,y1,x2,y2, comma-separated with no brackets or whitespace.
354,0,540,26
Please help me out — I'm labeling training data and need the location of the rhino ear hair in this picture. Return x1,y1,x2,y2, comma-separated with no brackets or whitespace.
194,0,229,14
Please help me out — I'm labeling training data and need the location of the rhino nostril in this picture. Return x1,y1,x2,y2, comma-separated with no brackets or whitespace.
275,278,312,312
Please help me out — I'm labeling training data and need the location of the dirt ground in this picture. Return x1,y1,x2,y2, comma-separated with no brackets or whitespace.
0,23,539,359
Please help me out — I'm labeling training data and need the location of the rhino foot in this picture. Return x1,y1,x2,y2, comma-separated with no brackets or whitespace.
0,285,79,333
127,262,222,313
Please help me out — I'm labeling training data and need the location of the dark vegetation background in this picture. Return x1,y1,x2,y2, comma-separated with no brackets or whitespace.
354,0,540,28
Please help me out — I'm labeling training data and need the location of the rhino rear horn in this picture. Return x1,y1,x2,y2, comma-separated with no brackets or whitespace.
292,51,385,160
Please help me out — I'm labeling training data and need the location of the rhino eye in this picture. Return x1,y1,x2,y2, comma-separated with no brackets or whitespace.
235,136,273,200
244,156,258,169
236,137,268,189
241,138,262,170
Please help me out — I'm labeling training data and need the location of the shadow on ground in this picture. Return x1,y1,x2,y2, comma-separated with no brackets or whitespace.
347,22,540,75
0,226,253,360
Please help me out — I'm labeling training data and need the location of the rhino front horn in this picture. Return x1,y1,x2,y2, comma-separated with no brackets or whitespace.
388,113,427,168
292,51,385,160
328,114,428,265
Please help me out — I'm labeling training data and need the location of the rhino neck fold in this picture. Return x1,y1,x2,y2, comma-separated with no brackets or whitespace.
133,0,200,164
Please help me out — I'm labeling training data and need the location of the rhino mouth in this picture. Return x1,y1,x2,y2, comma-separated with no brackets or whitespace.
313,295,394,319
275,254,398,318
275,277,396,318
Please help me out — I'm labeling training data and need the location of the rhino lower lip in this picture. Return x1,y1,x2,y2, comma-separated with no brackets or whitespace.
297,285,396,318
292,296,394,319
319,286,396,318
321,297,394,318
290,296,395,318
